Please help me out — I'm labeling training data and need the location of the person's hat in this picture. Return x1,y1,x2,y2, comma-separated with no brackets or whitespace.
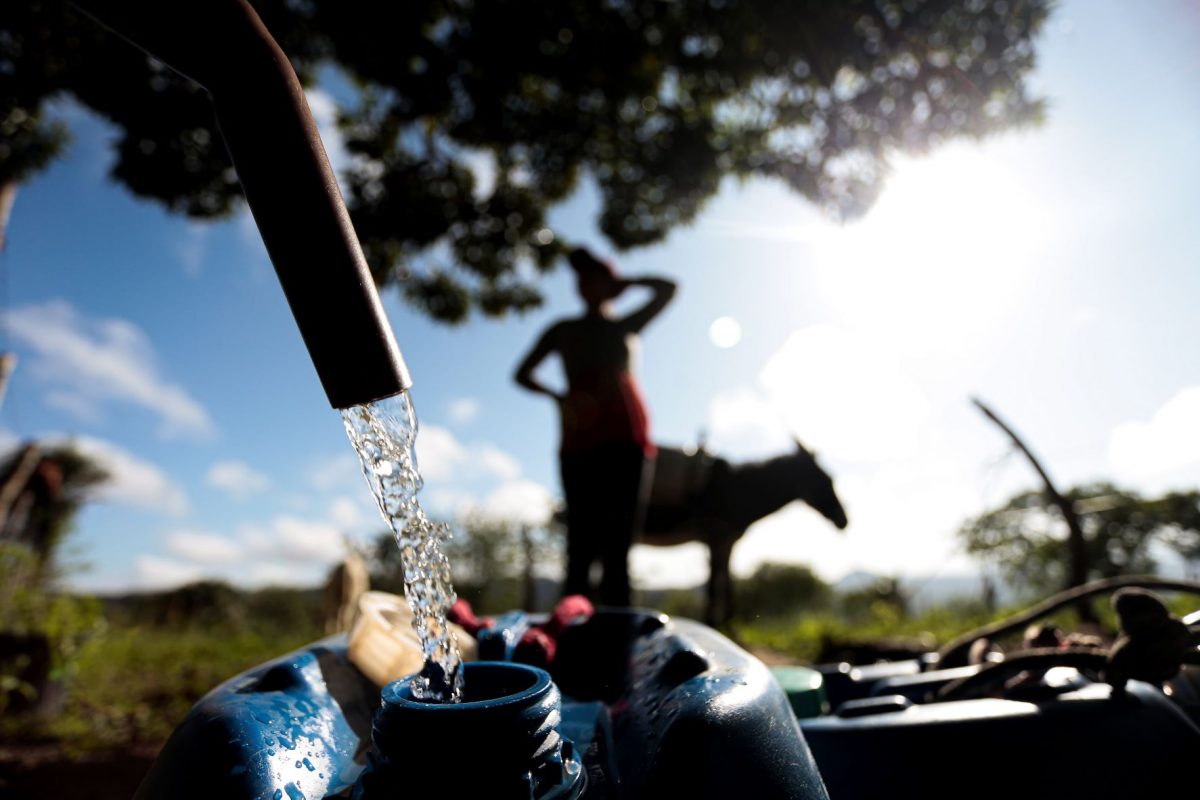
567,247,619,281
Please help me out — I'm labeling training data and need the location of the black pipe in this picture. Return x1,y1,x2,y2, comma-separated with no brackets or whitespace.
68,0,411,409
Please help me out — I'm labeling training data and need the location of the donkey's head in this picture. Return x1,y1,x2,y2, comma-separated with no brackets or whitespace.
790,438,848,530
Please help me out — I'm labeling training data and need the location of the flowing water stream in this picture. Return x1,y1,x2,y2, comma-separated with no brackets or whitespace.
342,392,463,702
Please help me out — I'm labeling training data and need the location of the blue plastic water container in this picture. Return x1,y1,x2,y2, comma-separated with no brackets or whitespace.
132,609,830,799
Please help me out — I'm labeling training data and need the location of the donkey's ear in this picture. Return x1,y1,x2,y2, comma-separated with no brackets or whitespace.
794,437,815,458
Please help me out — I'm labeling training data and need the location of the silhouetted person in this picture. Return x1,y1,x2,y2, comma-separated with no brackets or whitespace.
515,248,676,606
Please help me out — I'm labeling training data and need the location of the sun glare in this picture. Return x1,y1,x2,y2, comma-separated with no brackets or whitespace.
811,146,1047,355
709,316,743,348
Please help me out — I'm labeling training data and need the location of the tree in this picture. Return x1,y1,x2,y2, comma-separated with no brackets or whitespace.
0,0,320,251
0,443,107,713
839,575,908,622
370,513,565,613
971,396,1095,619
0,442,109,581
4,0,1050,320
734,561,831,621
959,483,1200,598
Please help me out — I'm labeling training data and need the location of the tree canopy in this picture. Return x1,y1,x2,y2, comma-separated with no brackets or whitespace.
959,483,1200,597
4,0,1050,321
0,442,108,579
734,561,832,620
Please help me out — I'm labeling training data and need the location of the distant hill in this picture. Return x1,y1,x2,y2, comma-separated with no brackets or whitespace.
833,571,1016,612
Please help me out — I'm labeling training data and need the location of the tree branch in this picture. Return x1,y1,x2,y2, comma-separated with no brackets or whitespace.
972,397,1094,620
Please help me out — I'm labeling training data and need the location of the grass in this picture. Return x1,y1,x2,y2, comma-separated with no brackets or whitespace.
733,603,1000,663
8,586,1196,756
3,623,321,754
733,591,1200,665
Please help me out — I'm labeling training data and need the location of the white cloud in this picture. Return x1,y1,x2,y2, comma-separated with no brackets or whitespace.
705,325,930,466
1108,386,1200,486
706,387,793,460
424,488,476,520
447,397,481,426
245,562,316,588
760,324,929,462
469,479,557,527
165,529,245,565
143,500,375,590
329,495,376,530
53,434,189,516
385,423,557,528
415,425,467,481
199,429,553,583
45,390,101,423
415,425,523,482
630,542,711,589
477,446,522,481
175,222,208,277
3,301,215,439
243,515,346,564
134,555,206,591
309,453,363,491
206,459,270,496
422,478,557,528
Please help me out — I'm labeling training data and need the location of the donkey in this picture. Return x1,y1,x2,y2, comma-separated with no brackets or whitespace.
640,440,848,626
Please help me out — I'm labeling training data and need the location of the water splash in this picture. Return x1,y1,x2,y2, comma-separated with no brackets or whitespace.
342,392,463,702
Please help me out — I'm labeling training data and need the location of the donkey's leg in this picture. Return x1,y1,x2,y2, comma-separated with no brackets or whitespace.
709,537,735,627
704,540,720,627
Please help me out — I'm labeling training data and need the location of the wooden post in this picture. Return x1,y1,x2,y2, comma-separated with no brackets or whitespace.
0,442,41,537
521,524,536,611
0,179,16,254
0,354,16,414
972,397,1095,622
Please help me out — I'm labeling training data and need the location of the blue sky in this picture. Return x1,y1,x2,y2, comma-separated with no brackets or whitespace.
2,0,1199,593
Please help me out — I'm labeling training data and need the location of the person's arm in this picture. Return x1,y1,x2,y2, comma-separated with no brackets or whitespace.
514,324,565,402
618,276,677,333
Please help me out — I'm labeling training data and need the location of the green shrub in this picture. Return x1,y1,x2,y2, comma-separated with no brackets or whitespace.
0,543,104,711
3,622,321,752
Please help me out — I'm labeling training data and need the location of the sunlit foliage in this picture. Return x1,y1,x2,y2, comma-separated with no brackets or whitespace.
959,483,1200,597
3,0,1050,321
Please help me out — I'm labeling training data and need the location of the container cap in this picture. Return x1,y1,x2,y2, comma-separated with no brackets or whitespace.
770,665,828,719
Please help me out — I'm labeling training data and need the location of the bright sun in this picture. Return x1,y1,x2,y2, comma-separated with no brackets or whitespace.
811,145,1048,355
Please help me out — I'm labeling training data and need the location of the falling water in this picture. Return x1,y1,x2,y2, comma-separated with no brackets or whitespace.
342,391,463,702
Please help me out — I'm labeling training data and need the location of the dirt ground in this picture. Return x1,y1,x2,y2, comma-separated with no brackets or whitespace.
0,744,157,800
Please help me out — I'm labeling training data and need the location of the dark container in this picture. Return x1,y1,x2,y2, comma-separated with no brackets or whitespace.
355,662,584,799
800,679,1200,800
